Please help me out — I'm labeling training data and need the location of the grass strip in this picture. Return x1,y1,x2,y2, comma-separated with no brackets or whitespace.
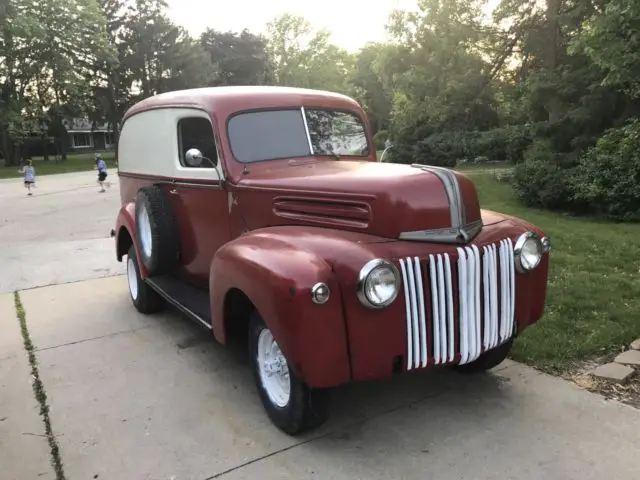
14,291,66,480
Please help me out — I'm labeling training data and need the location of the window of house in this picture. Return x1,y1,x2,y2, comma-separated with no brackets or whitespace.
72,133,93,148
177,117,218,168
105,132,115,148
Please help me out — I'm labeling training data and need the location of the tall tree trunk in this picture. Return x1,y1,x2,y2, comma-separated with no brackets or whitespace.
42,137,50,161
1,130,14,166
545,0,562,123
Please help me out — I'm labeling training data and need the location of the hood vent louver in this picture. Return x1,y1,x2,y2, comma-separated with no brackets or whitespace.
273,197,371,229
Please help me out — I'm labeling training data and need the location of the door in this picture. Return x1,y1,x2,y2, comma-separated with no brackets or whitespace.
169,110,230,288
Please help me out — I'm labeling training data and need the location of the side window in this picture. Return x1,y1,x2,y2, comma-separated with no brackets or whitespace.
177,117,218,168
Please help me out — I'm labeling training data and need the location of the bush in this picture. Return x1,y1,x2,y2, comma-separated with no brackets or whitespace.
465,125,534,164
571,120,640,222
402,125,534,167
512,139,578,211
416,131,466,167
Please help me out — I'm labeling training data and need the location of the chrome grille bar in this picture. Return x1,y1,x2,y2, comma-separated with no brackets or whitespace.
402,239,516,370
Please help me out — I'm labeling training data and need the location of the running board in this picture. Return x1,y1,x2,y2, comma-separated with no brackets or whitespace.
145,275,212,330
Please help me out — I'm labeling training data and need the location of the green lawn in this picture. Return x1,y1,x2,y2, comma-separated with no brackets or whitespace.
0,152,116,179
471,173,640,373
374,149,513,172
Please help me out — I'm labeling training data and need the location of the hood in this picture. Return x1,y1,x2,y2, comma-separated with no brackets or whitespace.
236,160,484,243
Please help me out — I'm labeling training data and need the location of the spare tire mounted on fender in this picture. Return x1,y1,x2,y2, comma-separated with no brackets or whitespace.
135,185,180,276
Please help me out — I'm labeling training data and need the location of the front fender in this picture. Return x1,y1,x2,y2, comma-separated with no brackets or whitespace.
115,202,148,279
210,231,351,388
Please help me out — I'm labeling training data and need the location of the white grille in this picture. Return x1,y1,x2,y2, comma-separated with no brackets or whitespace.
399,239,516,370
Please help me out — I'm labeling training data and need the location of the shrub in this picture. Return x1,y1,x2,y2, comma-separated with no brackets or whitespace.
416,131,466,167
389,123,534,167
466,125,534,164
512,139,578,211
571,120,640,222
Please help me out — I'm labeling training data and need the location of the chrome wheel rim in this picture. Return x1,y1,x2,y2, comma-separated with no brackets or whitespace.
138,205,152,259
257,328,291,408
127,256,138,300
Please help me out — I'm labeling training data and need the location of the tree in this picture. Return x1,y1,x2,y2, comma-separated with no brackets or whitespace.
0,0,114,163
121,0,217,99
200,28,273,86
266,13,354,93
577,0,640,99
383,0,502,164
351,43,394,134
92,0,131,139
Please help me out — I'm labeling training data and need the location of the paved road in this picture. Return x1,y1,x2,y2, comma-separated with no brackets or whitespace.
1,171,640,480
0,170,123,293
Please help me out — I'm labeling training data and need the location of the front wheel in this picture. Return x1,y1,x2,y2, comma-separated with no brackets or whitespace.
126,245,165,314
455,339,513,373
248,312,329,435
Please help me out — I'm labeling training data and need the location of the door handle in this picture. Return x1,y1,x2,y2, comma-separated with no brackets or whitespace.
169,188,178,195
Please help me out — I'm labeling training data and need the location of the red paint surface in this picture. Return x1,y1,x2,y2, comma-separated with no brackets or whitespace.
167,183,230,288
210,233,352,387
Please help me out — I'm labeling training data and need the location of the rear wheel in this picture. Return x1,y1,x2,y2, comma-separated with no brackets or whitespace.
248,312,329,435
455,339,513,373
127,245,165,314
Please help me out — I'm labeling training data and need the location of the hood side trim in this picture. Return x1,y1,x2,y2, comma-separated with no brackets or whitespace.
402,164,482,244
399,219,483,244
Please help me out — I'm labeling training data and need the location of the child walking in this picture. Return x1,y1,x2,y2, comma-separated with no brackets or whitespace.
95,153,110,192
18,159,36,195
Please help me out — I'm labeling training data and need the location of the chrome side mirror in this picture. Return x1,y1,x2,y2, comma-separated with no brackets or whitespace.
185,148,218,168
185,148,204,167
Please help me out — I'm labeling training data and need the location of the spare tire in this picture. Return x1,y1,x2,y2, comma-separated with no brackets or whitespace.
134,185,180,275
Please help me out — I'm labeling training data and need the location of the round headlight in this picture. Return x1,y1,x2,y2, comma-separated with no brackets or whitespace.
514,232,543,273
357,259,400,308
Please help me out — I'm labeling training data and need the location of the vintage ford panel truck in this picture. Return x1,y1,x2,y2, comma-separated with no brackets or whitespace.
113,86,551,435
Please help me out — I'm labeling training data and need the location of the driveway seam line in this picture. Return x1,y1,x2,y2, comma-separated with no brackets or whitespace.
14,291,66,480
203,388,446,479
35,324,159,352
6,273,126,294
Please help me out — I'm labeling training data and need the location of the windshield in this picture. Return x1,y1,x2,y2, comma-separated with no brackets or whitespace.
227,107,370,163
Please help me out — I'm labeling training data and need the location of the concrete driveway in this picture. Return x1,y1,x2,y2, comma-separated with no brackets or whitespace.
1,171,640,479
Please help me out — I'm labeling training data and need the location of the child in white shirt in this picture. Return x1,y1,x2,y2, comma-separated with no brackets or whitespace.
18,159,36,196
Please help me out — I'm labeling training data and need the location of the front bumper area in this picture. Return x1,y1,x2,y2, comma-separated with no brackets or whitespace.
340,234,549,382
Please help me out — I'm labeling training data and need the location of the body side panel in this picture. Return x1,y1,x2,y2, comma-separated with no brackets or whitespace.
210,233,351,388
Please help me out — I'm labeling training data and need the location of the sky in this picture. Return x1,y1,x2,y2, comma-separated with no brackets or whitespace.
166,0,421,53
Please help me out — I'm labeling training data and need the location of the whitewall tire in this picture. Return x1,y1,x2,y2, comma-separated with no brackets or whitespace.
126,245,165,314
248,312,329,435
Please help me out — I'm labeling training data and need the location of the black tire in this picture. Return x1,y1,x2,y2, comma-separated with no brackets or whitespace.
134,185,180,275
455,339,513,373
126,245,165,314
248,312,329,435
